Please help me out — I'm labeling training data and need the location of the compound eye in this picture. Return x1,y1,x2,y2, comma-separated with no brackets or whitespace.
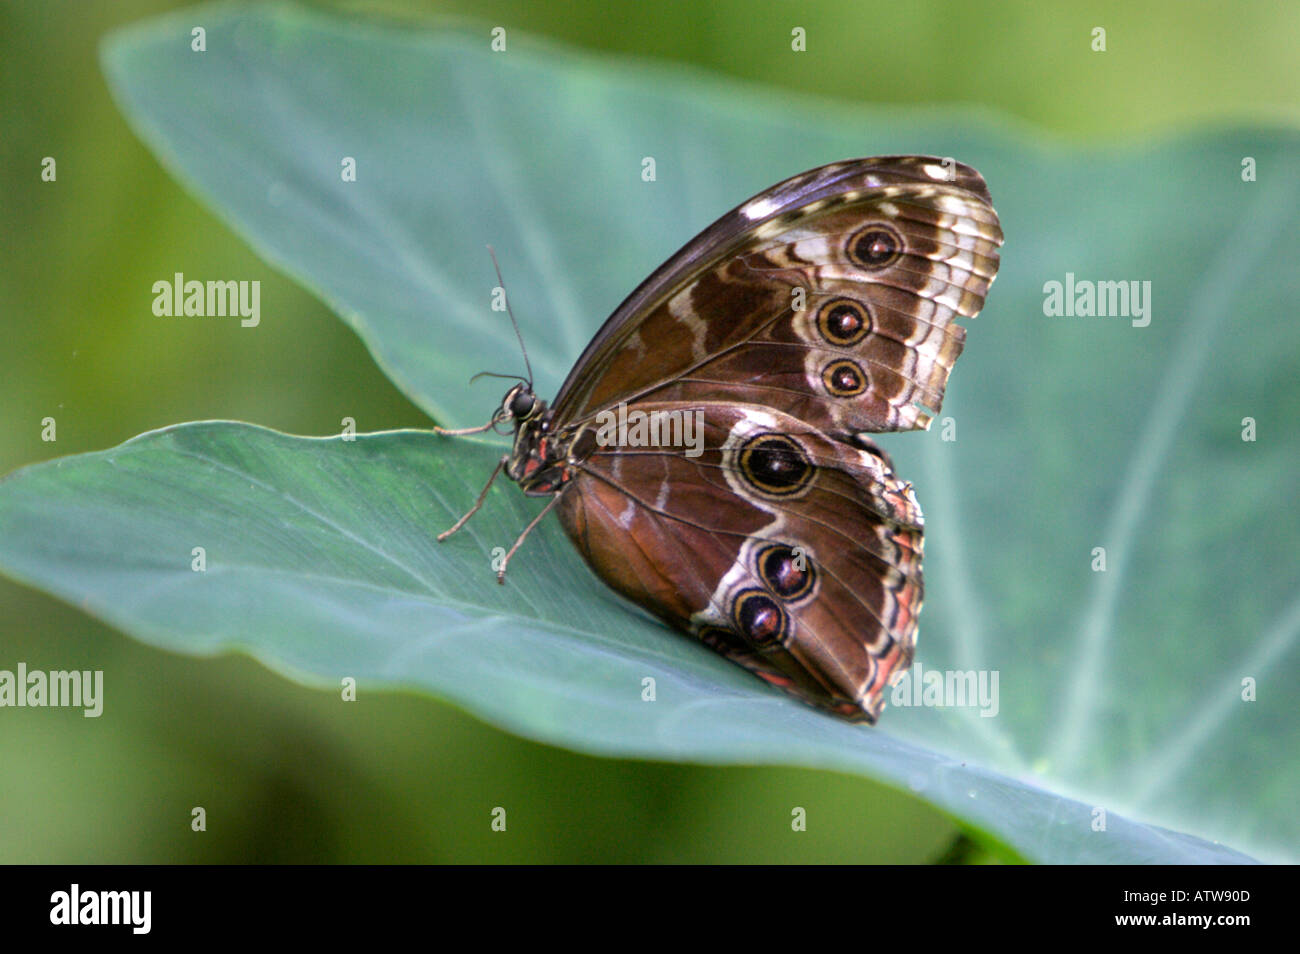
508,388,537,418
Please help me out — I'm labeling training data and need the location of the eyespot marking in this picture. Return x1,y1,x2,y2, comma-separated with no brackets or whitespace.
847,223,903,270
757,544,815,601
815,298,871,346
737,433,814,497
733,589,788,649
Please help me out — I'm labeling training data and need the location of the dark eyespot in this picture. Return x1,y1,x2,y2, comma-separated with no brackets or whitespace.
815,298,871,346
847,224,903,270
737,433,814,497
757,544,815,601
821,359,868,397
508,388,537,418
732,589,788,649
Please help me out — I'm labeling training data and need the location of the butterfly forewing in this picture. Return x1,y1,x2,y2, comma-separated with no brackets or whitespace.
552,156,1002,437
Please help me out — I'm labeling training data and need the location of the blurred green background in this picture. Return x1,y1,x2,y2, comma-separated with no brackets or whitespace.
1,0,1296,863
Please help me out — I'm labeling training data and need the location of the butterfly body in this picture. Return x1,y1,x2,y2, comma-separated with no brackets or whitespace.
461,156,1002,723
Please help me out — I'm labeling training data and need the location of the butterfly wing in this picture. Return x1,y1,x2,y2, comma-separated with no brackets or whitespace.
553,155,1001,435
558,402,921,721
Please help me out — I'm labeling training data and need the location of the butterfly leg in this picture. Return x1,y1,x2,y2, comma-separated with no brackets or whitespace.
437,455,507,541
496,492,564,584
434,418,501,436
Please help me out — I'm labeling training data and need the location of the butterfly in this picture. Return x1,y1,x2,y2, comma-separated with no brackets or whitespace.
439,156,1002,723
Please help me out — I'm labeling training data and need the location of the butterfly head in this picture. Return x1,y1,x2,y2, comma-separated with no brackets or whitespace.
501,382,541,424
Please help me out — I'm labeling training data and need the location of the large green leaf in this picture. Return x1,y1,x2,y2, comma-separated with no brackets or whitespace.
3,1,1296,862
0,421,1262,864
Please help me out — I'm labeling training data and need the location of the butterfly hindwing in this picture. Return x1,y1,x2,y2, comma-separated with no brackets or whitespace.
557,402,923,721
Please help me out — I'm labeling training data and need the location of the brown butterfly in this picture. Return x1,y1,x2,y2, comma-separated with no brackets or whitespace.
439,156,1002,723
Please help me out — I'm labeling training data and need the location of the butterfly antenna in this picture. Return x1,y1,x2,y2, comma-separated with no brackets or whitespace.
488,245,533,387
469,370,529,385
